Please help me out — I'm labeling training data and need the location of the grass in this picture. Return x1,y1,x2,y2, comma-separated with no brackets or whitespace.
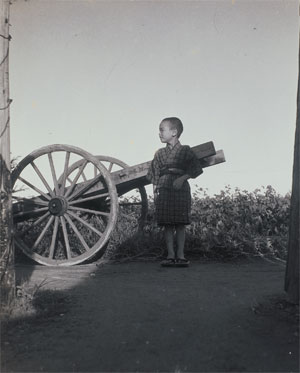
1,279,71,323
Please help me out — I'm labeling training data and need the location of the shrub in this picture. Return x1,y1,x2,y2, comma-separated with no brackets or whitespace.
13,185,290,263
109,185,290,261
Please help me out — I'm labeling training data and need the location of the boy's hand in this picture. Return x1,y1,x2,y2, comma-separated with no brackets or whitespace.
173,175,189,190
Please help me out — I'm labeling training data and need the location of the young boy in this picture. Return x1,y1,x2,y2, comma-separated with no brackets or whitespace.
147,117,203,267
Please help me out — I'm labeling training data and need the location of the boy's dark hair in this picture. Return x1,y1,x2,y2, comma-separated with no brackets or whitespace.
162,117,184,138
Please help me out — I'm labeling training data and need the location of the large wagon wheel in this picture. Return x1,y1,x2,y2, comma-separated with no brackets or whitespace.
62,155,148,230
12,145,118,266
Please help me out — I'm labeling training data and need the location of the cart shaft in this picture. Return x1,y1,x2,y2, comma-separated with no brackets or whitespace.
13,142,225,219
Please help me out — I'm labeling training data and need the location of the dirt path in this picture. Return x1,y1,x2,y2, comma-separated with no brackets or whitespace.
1,258,299,373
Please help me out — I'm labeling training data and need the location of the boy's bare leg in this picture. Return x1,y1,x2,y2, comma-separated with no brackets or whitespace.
176,224,186,259
164,225,175,258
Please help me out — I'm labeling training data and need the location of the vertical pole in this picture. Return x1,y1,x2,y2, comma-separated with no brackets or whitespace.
0,0,15,308
284,34,300,305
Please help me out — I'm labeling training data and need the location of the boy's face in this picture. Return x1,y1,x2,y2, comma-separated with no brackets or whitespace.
159,121,177,143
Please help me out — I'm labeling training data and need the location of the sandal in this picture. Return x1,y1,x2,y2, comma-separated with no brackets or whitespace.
160,258,176,267
175,258,190,267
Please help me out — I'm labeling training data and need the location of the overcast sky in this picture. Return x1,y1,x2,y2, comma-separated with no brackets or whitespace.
9,0,299,196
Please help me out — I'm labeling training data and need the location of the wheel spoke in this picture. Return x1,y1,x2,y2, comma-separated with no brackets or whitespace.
60,216,71,259
94,166,98,177
31,161,54,197
82,172,87,182
68,206,110,216
48,153,59,195
18,176,51,200
14,206,49,218
49,216,59,259
67,210,103,237
64,160,88,198
34,198,49,206
68,174,103,202
64,213,90,251
60,151,70,196
108,162,113,172
68,193,109,205
33,215,55,249
16,212,51,235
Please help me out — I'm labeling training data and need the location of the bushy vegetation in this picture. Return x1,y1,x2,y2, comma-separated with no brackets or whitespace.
108,185,290,261
13,183,290,263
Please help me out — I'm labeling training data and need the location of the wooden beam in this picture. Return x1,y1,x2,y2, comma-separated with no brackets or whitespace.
0,0,15,308
285,41,300,304
112,142,222,188
191,141,216,158
13,142,225,219
114,149,225,195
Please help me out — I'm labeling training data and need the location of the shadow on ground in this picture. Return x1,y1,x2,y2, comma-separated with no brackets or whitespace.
1,257,299,373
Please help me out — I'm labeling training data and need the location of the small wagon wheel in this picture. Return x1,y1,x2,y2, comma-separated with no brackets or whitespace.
61,155,148,230
12,145,118,266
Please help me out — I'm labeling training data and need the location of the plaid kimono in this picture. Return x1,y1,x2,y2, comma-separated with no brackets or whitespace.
147,142,203,225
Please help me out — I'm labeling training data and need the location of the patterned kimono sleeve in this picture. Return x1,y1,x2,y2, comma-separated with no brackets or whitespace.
146,151,160,185
185,146,203,179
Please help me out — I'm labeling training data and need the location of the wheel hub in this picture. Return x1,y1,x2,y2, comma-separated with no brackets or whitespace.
48,196,68,216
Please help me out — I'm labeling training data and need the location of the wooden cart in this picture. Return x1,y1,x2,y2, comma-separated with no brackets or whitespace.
12,142,225,266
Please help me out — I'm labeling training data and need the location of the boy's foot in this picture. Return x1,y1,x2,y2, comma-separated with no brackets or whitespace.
160,258,176,267
175,258,190,267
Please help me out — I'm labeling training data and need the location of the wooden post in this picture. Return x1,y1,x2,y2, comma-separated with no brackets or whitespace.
284,38,300,304
0,0,15,308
